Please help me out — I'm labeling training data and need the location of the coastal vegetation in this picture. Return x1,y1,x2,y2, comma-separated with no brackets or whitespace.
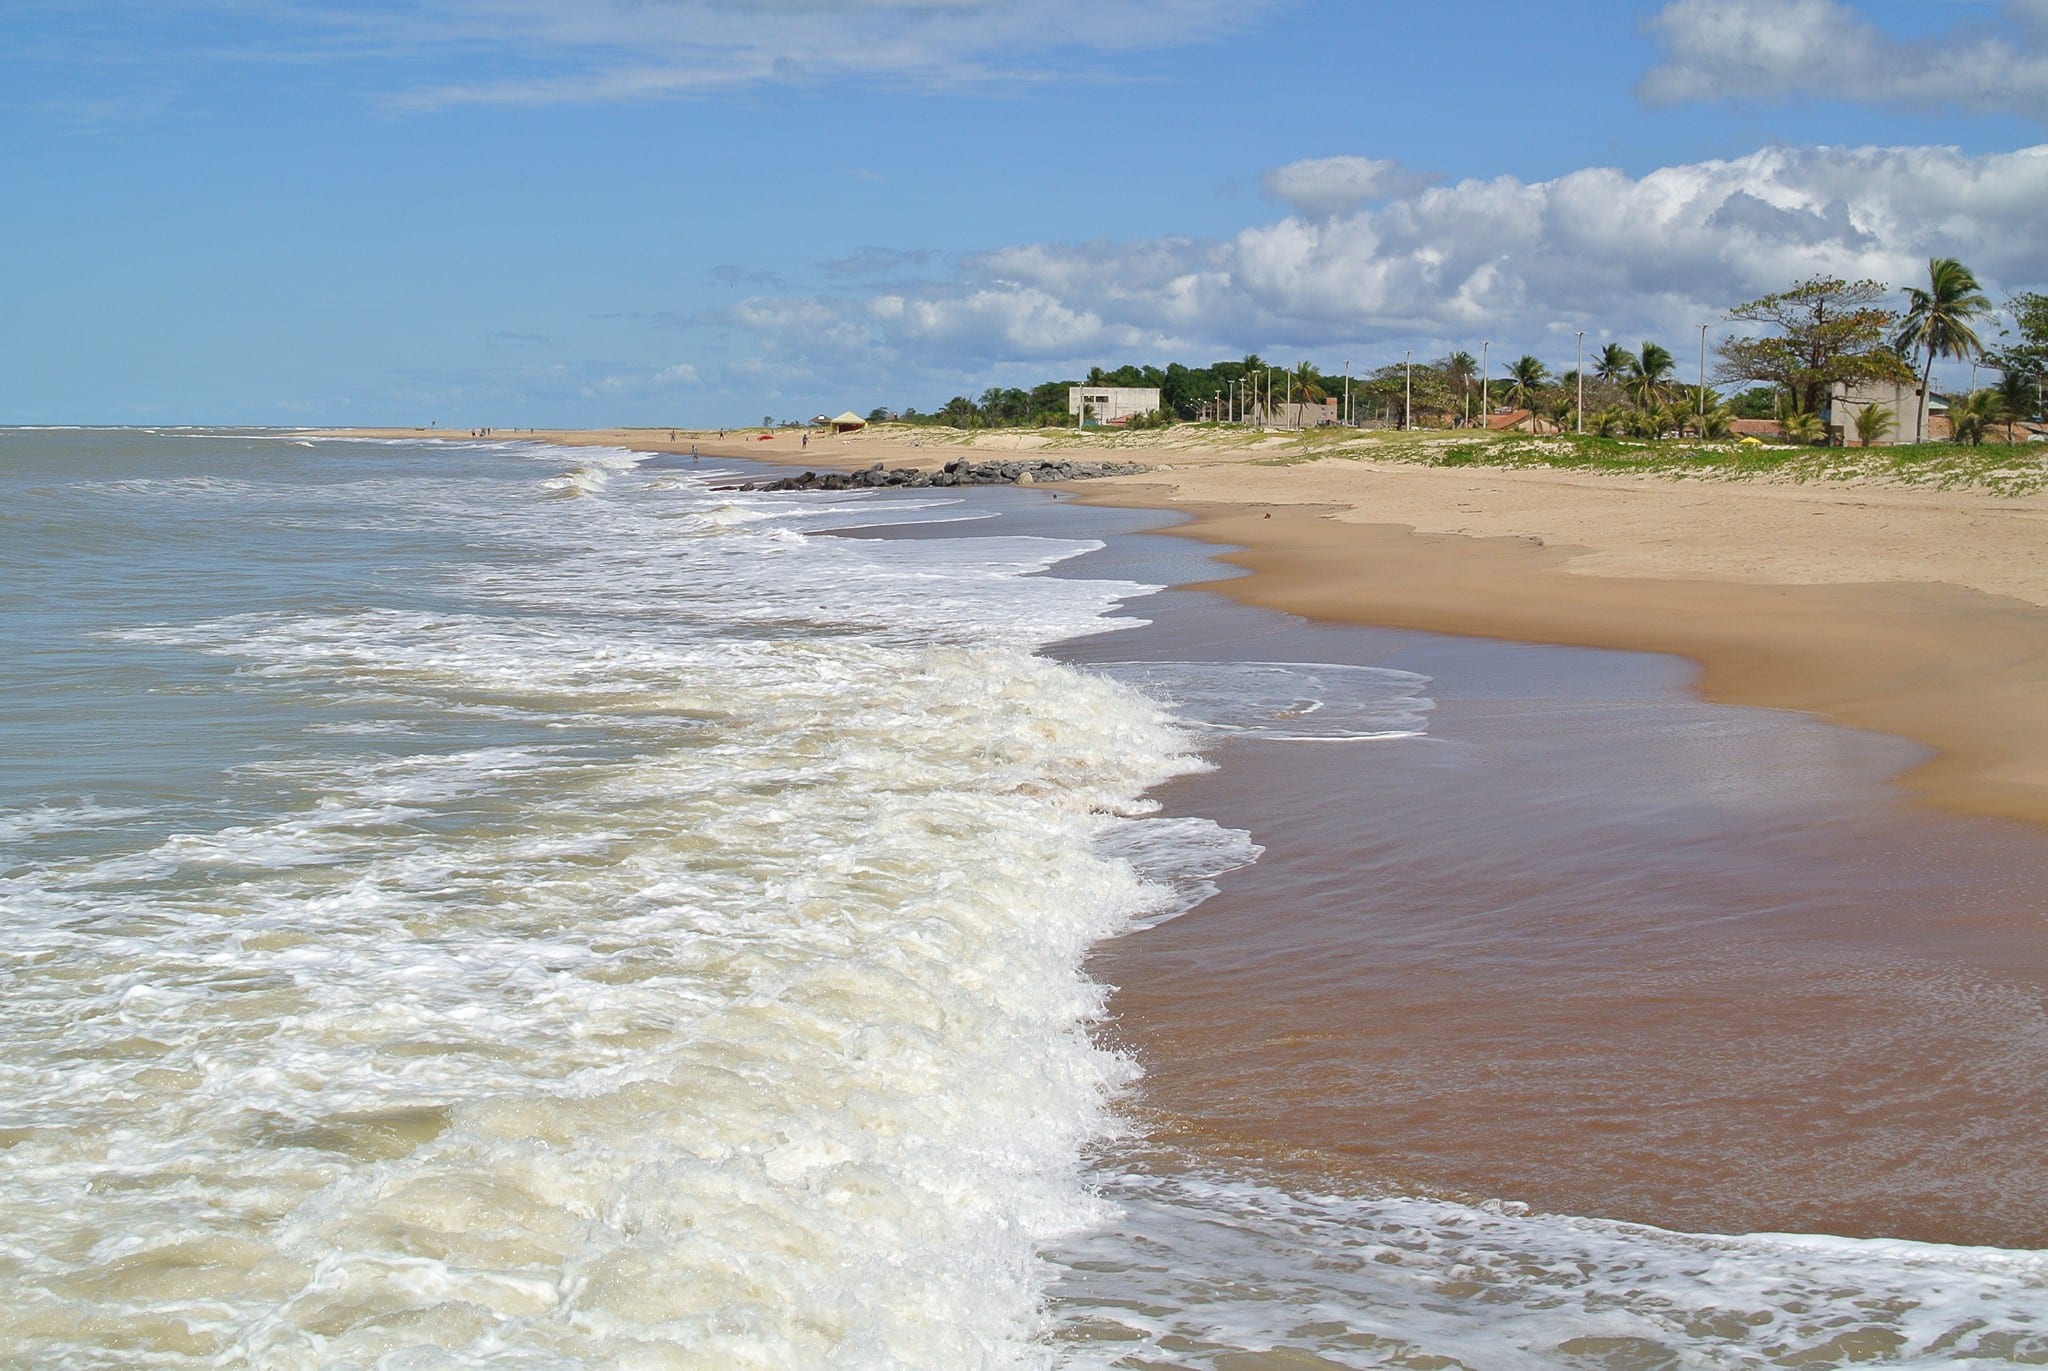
864,260,2043,451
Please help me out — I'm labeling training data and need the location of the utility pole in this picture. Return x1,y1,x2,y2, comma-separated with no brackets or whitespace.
1480,340,1490,426
1344,359,1351,428
1403,349,1412,431
1576,330,1585,435
1698,323,1708,428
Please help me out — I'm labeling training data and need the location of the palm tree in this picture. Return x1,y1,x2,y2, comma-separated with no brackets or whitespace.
1782,411,1825,445
1505,354,1550,421
1895,258,1992,441
1628,342,1676,412
1291,362,1329,404
1996,369,2036,442
1854,403,1896,448
1949,388,2003,446
1441,351,1478,424
1595,342,1633,387
1590,406,1630,437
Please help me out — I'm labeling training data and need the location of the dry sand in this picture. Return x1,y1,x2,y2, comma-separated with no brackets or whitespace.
329,425,2048,829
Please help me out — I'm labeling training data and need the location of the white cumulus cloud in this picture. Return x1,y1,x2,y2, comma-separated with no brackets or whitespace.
1262,156,1438,219
726,142,2048,377
1638,0,2048,119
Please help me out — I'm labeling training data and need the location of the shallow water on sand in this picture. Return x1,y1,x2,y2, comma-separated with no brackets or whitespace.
1075,586,2048,1251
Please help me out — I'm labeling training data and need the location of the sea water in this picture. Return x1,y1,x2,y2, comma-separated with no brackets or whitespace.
2,429,2042,1368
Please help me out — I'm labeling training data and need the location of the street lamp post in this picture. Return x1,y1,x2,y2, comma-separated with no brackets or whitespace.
1576,330,1585,435
1403,349,1412,431
1698,323,1708,428
1344,359,1351,428
1480,341,1490,426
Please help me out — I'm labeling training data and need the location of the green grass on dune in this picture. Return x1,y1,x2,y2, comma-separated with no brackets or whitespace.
862,422,2048,495
1253,430,2048,496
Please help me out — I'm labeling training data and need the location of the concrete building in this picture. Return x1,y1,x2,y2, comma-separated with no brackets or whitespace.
1251,398,1339,427
1068,386,1161,425
1824,379,1937,445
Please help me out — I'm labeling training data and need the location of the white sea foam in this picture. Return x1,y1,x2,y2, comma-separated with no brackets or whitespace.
1091,660,1433,742
0,439,1205,1367
1049,1163,2048,1368
1095,816,1261,932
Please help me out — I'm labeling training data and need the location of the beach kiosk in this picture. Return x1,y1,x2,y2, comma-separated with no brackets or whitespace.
825,411,867,434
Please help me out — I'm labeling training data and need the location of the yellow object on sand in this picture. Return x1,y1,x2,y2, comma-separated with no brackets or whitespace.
1739,436,1764,447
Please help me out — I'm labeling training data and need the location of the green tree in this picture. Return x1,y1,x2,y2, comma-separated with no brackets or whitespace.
1781,410,1825,445
1627,342,1676,412
1948,389,2003,446
1505,354,1550,417
1895,258,1993,437
1854,402,1896,447
1715,276,1911,416
1290,362,1329,404
1988,291,2048,422
1440,350,1478,423
1589,405,1630,437
1995,368,2038,439
1594,343,1634,386
1730,386,1779,419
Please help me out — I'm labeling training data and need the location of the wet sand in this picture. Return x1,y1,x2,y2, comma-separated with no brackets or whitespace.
1046,512,2048,1249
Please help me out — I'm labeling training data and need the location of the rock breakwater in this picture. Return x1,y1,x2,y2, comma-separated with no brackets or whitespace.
725,457,1150,492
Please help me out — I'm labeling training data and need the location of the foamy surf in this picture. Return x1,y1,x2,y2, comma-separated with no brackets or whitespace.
2,431,1202,1366
1049,1163,2048,1367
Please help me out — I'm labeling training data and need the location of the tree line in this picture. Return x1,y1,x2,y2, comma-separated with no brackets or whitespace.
869,263,2047,445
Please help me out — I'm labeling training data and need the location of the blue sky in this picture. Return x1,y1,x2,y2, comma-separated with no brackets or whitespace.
4,0,2045,424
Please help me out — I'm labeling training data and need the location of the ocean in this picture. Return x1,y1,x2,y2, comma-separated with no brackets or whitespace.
2,428,2044,1368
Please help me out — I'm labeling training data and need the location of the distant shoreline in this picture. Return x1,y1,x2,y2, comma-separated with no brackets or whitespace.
318,424,2048,831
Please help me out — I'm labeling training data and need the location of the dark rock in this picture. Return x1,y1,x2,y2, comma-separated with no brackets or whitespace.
744,457,1148,493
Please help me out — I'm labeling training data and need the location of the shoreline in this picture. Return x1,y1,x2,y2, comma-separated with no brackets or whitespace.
322,425,2048,830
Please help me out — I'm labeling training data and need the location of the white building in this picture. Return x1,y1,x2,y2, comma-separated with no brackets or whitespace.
1824,379,1936,445
1068,386,1161,425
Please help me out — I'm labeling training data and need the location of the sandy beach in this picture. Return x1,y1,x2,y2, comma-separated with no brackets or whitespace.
340,424,2048,831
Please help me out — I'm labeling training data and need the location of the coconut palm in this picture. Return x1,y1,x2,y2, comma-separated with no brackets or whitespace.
1854,403,1896,448
1949,388,2003,446
1542,389,1576,434
1996,369,2037,441
1595,342,1634,386
1290,362,1329,404
1590,406,1630,437
1627,342,1677,411
1505,354,1550,420
1781,411,1825,445
1440,350,1478,424
1895,258,1992,439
